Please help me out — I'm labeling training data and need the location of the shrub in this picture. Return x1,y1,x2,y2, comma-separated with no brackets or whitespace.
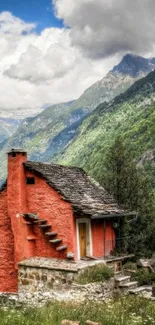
76,264,113,284
131,268,155,286
123,262,137,271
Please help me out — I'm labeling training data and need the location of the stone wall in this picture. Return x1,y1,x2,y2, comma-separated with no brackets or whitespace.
18,260,114,305
18,264,77,294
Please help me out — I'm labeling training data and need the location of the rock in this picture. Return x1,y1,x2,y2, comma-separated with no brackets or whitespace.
149,254,155,269
85,321,101,325
61,321,80,325
137,259,149,268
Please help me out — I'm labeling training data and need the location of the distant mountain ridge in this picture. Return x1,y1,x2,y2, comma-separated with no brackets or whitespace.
112,53,155,77
0,53,155,182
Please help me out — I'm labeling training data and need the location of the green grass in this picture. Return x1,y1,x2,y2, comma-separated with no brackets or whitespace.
76,264,114,284
1,297,155,325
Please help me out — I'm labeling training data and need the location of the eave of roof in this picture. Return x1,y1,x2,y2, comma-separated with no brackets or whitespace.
91,212,137,219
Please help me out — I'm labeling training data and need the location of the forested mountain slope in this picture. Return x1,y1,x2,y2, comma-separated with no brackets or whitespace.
57,70,155,186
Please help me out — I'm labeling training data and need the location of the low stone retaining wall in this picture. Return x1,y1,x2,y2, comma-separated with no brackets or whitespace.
18,264,77,293
17,258,114,304
0,279,114,307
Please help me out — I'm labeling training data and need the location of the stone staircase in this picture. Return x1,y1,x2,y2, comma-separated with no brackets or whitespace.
22,213,68,254
113,267,154,299
114,274,138,291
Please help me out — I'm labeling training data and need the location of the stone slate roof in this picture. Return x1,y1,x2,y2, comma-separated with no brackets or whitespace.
24,161,133,217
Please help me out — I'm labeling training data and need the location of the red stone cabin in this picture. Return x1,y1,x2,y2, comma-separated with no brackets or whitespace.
0,149,133,292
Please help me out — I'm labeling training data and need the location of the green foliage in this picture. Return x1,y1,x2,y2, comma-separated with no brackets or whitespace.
58,71,155,201
76,264,113,284
123,262,137,271
102,138,155,256
131,268,155,286
1,297,155,325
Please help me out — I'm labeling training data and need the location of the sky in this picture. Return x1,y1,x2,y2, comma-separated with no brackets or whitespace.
0,0,63,33
0,0,155,118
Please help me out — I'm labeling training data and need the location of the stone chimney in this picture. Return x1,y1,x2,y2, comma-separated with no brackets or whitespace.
7,149,29,264
7,149,27,213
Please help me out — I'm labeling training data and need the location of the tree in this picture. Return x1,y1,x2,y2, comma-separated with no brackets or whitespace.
102,137,155,257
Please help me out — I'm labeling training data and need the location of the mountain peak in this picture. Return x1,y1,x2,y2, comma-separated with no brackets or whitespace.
111,53,155,77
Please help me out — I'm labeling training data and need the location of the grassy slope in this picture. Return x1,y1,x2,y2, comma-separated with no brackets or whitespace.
57,71,155,184
0,297,155,325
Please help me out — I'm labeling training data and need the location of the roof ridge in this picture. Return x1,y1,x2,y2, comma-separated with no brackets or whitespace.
24,160,86,173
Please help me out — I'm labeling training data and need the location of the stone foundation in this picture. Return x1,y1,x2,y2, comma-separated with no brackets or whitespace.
17,257,114,305
18,265,77,293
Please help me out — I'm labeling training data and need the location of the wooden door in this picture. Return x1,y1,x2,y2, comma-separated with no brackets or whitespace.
79,223,87,258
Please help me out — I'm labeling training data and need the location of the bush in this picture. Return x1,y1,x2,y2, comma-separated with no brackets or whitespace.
76,264,113,284
123,262,137,271
131,268,155,286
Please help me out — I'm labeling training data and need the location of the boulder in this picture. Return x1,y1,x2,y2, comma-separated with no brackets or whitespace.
137,259,149,268
85,321,101,325
149,254,155,269
61,321,80,325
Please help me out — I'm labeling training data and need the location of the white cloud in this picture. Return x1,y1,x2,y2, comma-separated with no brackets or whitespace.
0,11,119,118
0,2,154,119
54,0,155,58
0,11,35,35
5,29,77,83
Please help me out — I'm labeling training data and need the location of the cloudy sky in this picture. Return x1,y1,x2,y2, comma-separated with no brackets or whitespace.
0,0,155,118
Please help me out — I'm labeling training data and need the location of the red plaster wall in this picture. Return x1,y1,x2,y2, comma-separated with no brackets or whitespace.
92,220,105,257
25,171,77,260
105,221,115,256
0,190,17,292
92,220,115,257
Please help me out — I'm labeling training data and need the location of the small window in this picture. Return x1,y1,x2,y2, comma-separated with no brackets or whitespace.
12,152,16,157
26,177,35,185
22,153,26,156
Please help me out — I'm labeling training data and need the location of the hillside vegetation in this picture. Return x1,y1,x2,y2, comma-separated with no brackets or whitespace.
57,70,155,188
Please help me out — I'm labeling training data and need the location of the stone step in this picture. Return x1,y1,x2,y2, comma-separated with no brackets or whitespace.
27,236,36,241
39,224,51,229
129,286,148,294
45,231,57,237
108,265,115,270
49,239,62,244
119,281,138,289
115,276,131,284
129,285,152,295
33,219,47,224
23,213,39,221
66,252,74,259
114,271,123,276
56,245,68,251
142,292,154,300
